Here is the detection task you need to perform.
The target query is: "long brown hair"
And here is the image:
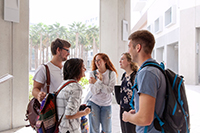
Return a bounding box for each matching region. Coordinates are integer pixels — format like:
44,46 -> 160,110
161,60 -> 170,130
91,53 -> 118,76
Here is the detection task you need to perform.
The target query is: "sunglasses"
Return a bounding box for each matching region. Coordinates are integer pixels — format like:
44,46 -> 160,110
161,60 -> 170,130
57,39 -> 70,53
62,47 -> 70,53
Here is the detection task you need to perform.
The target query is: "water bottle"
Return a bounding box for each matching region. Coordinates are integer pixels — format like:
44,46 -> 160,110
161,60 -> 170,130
81,116 -> 89,133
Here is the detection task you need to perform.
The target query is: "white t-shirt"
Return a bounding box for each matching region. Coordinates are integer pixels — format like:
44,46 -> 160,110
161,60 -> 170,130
32,62 -> 63,93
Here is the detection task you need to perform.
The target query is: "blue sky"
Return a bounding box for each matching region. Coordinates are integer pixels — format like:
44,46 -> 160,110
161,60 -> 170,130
29,0 -> 99,26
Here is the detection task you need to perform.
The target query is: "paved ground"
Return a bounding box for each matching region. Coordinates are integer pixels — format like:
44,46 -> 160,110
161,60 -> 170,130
1,85 -> 200,133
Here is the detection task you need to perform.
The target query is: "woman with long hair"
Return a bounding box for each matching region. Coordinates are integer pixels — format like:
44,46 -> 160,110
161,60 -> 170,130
87,53 -> 117,133
119,53 -> 138,133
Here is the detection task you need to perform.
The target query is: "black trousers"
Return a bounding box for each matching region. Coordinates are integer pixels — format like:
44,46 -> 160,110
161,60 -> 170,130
120,107 -> 136,133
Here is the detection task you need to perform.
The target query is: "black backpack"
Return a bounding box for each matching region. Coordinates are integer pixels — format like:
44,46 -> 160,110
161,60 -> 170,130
130,61 -> 190,133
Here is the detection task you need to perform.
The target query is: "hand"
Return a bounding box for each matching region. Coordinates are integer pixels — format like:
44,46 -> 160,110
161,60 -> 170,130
129,109 -> 135,114
89,77 -> 97,84
37,91 -> 46,102
96,72 -> 103,81
84,107 -> 91,115
122,111 -> 131,122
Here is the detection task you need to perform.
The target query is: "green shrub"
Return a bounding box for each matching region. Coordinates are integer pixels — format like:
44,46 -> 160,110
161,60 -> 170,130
29,74 -> 34,100
79,77 -> 89,89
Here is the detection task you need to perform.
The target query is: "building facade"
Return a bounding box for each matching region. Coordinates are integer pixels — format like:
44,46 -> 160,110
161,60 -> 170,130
131,0 -> 200,85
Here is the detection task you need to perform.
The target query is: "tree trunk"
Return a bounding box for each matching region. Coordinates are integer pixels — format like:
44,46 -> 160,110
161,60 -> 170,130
75,32 -> 79,57
83,49 -> 87,69
80,44 -> 84,59
29,40 -> 32,71
34,45 -> 38,70
46,43 -> 49,62
46,37 -> 50,62
93,37 -> 97,56
42,46 -> 45,64
39,34 -> 43,65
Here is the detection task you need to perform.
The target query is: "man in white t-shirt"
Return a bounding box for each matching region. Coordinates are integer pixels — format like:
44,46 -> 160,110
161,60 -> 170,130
32,38 -> 71,102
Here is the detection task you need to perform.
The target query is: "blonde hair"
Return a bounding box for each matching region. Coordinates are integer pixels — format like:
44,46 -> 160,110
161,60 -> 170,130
122,53 -> 138,72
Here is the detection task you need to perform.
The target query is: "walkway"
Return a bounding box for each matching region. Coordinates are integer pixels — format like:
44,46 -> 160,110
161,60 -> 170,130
0,85 -> 199,133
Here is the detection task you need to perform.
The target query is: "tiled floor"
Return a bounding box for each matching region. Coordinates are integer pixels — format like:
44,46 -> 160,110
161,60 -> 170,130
1,85 -> 200,133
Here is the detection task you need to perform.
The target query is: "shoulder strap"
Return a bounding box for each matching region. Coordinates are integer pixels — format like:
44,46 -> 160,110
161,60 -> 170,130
108,70 -> 111,79
44,64 -> 50,93
140,61 -> 165,73
55,80 -> 77,96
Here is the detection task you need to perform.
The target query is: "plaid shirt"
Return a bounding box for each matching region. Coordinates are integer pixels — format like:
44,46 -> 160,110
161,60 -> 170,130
56,79 -> 83,133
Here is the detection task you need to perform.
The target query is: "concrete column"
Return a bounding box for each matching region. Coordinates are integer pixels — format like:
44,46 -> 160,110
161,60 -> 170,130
100,0 -> 131,84
179,7 -> 197,85
0,0 -> 29,131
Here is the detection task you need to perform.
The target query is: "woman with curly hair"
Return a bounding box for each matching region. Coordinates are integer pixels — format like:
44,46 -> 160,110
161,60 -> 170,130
119,53 -> 138,133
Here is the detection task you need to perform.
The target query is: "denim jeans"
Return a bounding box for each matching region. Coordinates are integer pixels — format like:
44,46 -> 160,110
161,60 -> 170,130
88,101 -> 112,133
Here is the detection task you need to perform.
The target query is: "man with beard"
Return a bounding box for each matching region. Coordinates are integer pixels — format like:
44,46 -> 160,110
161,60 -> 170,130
32,38 -> 71,102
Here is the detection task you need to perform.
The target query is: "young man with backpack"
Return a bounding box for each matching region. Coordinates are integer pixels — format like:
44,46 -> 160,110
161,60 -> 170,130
122,30 -> 166,133
32,38 -> 71,102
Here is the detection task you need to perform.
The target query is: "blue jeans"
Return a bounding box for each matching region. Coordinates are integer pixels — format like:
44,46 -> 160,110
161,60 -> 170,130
88,101 -> 112,133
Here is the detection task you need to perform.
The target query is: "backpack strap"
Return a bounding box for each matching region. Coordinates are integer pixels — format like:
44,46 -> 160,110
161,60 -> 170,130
43,64 -> 50,93
133,61 -> 166,133
56,80 -> 77,126
55,80 -> 77,96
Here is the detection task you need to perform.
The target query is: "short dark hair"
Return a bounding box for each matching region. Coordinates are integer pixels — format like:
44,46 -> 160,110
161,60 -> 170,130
63,58 -> 83,81
128,30 -> 155,54
51,38 -> 71,55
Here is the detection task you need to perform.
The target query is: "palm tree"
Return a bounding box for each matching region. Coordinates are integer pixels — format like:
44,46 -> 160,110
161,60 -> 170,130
34,23 -> 46,65
43,24 -> 53,62
29,24 -> 40,70
68,22 -> 86,57
86,25 -> 99,56
49,22 -> 67,39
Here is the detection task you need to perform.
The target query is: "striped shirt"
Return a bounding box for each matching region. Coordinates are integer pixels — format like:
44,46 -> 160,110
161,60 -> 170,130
56,79 -> 83,133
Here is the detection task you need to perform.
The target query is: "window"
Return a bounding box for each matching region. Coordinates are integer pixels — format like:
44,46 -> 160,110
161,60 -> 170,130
147,24 -> 153,33
165,6 -> 176,27
154,16 -> 163,33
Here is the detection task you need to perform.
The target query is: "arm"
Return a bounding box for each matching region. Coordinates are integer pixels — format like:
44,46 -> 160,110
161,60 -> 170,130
89,71 -> 102,95
32,65 -> 46,102
100,71 -> 116,94
65,107 -> 91,119
64,84 -> 90,119
32,80 -> 46,102
122,93 -> 155,126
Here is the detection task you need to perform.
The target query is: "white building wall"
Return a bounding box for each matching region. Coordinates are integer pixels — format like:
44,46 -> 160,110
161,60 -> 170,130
131,0 -> 200,84
100,0 -> 131,84
0,0 -> 29,131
